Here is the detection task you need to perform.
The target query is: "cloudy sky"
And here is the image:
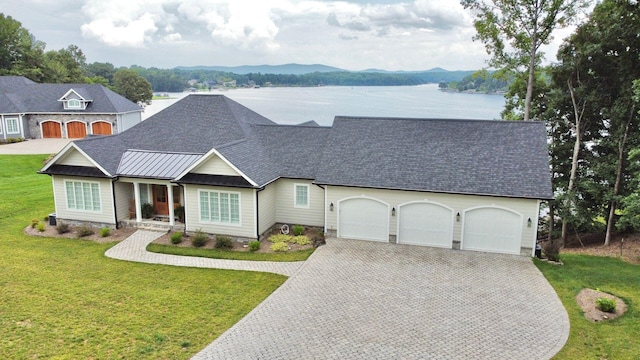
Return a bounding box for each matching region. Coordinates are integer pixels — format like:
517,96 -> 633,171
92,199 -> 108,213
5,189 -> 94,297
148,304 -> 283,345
2,0 -> 573,71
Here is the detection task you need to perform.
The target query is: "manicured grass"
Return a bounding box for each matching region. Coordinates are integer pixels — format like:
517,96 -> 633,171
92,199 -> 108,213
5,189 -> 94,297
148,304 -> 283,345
147,243 -> 315,262
535,254 -> 640,359
0,155 -> 287,359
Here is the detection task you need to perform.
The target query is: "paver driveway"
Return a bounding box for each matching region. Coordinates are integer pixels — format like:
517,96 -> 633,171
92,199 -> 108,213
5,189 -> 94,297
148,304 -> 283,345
193,238 -> 568,359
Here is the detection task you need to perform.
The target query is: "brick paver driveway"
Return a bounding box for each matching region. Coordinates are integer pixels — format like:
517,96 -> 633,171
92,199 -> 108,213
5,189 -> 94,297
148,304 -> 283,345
193,238 -> 569,359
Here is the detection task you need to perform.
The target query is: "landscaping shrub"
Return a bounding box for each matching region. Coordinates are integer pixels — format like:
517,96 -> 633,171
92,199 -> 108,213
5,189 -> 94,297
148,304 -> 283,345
141,203 -> 155,219
191,229 -> 208,247
269,234 -> 292,243
99,227 -> 110,237
248,240 -> 261,252
31,218 -> 40,228
76,224 -> 95,238
174,205 -> 185,222
542,239 -> 562,262
291,235 -> 311,245
35,222 -> 46,232
596,297 -> 617,313
292,225 -> 304,236
270,242 -> 289,252
215,235 -> 234,250
170,232 -> 183,244
56,222 -> 70,234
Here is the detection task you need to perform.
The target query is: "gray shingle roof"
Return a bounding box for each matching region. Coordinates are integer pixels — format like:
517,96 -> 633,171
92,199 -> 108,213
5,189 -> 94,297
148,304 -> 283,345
0,76 -> 142,114
314,117 -> 552,199
57,95 -> 551,199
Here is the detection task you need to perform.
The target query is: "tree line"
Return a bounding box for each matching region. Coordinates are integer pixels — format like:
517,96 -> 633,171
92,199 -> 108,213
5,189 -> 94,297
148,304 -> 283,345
467,0 -> 639,246
0,14 -> 152,104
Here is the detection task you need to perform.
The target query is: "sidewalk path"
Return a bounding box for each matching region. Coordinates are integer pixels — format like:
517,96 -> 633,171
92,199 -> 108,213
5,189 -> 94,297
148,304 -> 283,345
104,230 -> 303,276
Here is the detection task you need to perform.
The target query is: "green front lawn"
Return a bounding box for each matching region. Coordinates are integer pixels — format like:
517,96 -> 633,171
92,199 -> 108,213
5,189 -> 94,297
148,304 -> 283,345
147,243 -> 315,262
0,155 -> 287,359
535,255 -> 640,359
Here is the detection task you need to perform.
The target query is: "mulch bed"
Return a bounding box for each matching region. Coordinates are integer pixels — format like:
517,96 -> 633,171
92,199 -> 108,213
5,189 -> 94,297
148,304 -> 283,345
24,223 -> 136,243
562,233 -> 640,265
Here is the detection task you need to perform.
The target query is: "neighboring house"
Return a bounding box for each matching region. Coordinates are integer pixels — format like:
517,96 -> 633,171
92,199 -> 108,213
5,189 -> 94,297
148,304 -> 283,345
40,94 -> 552,256
0,76 -> 142,140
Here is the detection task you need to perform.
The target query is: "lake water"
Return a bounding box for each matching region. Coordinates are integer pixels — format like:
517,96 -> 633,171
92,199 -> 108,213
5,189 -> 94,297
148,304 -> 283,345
143,84 -> 506,126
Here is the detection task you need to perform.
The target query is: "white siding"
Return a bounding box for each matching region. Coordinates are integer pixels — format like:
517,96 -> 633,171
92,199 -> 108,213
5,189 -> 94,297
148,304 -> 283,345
184,184 -> 256,238
258,183 -> 276,234
275,179 -> 324,227
52,175 -> 115,224
57,148 -> 94,167
193,155 -> 240,176
326,186 -> 539,254
118,112 -> 142,132
114,182 -> 133,222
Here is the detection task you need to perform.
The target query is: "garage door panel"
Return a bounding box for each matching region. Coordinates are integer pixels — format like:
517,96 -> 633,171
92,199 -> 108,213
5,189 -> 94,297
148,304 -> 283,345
42,122 -> 62,138
91,122 -> 112,135
67,122 -> 87,138
398,203 -> 452,247
339,198 -> 388,242
463,208 -> 521,254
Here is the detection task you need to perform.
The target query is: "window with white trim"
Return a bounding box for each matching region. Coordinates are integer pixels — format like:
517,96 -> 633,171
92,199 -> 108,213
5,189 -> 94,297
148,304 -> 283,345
6,118 -> 19,134
65,181 -> 101,211
199,190 -> 240,224
294,184 -> 309,208
67,99 -> 82,109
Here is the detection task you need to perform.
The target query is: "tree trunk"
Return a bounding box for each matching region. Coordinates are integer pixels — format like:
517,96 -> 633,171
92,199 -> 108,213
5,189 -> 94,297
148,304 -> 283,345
604,109 -> 634,246
548,205 -> 555,242
561,81 -> 583,246
523,34 -> 538,121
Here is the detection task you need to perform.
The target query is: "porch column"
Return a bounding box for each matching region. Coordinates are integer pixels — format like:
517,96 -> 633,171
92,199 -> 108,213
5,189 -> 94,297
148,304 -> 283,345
167,184 -> 175,226
133,181 -> 142,223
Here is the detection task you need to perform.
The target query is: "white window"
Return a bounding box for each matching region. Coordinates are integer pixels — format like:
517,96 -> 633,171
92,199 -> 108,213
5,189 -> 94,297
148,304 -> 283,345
6,118 -> 19,134
67,99 -> 82,109
139,184 -> 150,204
65,181 -> 101,211
294,184 -> 309,208
199,190 -> 240,224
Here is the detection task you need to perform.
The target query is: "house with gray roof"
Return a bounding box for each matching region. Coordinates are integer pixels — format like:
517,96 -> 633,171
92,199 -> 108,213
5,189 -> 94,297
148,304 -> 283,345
40,94 -> 552,256
0,76 -> 142,140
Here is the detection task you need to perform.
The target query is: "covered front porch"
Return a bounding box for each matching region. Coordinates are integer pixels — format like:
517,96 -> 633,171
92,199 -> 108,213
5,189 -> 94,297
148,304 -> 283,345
116,179 -> 185,231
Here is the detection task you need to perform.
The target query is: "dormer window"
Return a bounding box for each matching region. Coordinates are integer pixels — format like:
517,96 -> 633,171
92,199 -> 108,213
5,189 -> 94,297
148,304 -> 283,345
58,89 -> 92,110
67,99 -> 82,109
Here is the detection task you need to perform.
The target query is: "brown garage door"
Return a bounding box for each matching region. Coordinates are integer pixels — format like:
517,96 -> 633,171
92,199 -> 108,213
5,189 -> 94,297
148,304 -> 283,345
91,121 -> 112,135
42,121 -> 62,138
67,122 -> 87,138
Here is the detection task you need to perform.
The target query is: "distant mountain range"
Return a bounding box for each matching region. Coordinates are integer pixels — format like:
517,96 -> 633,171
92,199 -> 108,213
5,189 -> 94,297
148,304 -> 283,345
175,63 -> 461,75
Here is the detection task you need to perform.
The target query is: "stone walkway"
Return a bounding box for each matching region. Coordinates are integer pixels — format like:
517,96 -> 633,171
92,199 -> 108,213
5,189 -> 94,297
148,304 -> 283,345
104,230 -> 303,276
108,231 -> 569,359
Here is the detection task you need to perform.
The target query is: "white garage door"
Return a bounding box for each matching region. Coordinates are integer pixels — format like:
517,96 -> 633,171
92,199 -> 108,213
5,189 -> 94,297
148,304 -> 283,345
398,202 -> 453,247
339,198 -> 389,242
462,207 -> 522,254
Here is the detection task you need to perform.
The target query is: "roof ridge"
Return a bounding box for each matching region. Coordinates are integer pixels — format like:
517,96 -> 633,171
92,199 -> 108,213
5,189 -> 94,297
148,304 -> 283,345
125,149 -> 205,155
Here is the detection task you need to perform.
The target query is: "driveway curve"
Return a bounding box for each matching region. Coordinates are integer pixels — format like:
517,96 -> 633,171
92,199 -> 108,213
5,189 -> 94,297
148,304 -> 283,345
193,238 -> 569,360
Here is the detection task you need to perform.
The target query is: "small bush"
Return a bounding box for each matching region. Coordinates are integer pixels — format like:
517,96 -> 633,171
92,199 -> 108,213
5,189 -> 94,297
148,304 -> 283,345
270,242 -> 289,252
141,203 -> 155,219
35,222 -> 46,232
174,205 -> 185,222
248,240 -> 261,252
596,297 -> 617,313
31,218 -> 40,228
76,224 -> 95,238
170,232 -> 183,244
191,229 -> 208,247
56,222 -> 70,234
542,239 -> 562,262
215,236 -> 234,250
291,235 -> 311,245
292,225 -> 305,236
269,234 -> 292,243
99,227 -> 111,237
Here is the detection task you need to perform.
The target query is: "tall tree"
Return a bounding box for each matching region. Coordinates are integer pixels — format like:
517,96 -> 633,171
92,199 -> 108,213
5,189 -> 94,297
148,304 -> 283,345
0,13 -> 45,81
113,69 -> 153,104
42,45 -> 86,83
553,0 -> 640,245
461,0 -> 586,121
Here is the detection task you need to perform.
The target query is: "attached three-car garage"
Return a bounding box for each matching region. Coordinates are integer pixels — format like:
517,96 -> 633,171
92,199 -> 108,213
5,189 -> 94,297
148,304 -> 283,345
329,188 -> 535,256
